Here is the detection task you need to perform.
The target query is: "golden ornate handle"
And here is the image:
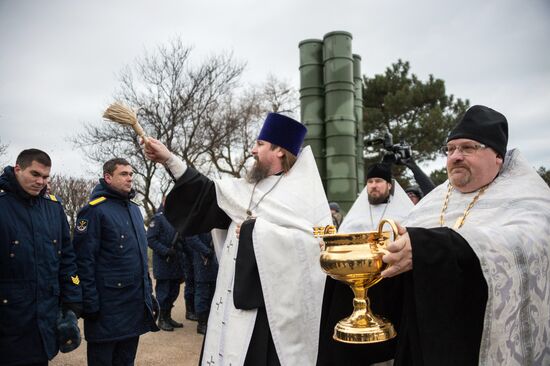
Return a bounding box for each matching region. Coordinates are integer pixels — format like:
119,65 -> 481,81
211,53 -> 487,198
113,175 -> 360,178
313,225 -> 336,238
377,219 -> 399,248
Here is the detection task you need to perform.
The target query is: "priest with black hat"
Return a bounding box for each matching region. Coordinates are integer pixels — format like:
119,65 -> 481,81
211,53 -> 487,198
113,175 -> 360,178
317,162 -> 413,366
318,105 -> 550,365
144,113 -> 332,366
337,162 -> 413,233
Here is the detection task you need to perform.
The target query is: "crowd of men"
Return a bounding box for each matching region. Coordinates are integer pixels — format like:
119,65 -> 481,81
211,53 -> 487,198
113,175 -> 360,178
0,154 -> 217,365
1,105 -> 549,366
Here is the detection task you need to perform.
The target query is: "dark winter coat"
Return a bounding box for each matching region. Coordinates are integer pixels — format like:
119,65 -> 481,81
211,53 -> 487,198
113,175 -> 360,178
73,179 -> 158,342
147,206 -> 185,280
0,166 -> 81,365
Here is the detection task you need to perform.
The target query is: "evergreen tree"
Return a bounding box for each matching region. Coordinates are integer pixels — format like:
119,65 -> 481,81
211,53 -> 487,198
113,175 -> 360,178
430,167 -> 449,187
362,59 -> 469,187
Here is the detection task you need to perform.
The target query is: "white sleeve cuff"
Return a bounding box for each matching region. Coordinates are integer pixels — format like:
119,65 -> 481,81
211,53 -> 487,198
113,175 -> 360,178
165,154 -> 187,180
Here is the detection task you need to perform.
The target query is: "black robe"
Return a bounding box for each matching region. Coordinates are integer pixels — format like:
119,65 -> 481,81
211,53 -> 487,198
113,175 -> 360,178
316,227 -> 488,366
165,167 -> 280,366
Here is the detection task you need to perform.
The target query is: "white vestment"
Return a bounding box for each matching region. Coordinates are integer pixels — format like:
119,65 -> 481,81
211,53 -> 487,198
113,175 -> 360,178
339,181 -> 414,233
403,149 -> 550,365
202,146 -> 332,366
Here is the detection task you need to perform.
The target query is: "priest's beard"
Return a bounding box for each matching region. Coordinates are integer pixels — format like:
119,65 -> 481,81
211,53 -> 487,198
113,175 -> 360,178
368,192 -> 390,205
247,159 -> 270,183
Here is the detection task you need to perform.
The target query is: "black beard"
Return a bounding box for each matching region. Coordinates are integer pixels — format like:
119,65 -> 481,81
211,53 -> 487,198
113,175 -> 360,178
247,160 -> 270,183
368,193 -> 390,205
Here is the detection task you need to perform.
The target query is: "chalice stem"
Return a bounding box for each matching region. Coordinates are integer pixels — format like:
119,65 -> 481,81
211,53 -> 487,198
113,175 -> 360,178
350,284 -> 369,326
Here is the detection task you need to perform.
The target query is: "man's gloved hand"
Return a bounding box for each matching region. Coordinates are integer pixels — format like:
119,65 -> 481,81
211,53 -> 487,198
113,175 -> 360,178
81,311 -> 100,321
62,302 -> 83,318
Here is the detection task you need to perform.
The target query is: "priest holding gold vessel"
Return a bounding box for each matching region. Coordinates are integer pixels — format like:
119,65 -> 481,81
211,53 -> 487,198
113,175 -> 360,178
318,105 -> 550,366
317,163 -> 413,366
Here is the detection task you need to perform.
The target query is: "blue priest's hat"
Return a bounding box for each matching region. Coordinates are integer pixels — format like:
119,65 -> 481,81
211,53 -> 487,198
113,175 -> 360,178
57,309 -> 81,353
257,113 -> 307,156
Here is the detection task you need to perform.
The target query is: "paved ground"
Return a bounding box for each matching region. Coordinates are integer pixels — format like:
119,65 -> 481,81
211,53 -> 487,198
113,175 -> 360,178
51,284 -> 203,366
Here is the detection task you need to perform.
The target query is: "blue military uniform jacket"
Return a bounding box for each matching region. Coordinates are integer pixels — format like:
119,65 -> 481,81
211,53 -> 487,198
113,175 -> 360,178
185,233 -> 218,283
147,206 -> 185,280
0,166 -> 81,365
73,179 -> 158,342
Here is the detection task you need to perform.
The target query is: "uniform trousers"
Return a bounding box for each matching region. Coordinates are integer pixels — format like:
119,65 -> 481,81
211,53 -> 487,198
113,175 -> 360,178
195,281 -> 216,314
155,279 -> 181,311
87,336 -> 139,366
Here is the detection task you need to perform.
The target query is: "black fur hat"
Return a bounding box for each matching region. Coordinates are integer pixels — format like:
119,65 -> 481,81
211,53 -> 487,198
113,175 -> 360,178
57,309 -> 81,353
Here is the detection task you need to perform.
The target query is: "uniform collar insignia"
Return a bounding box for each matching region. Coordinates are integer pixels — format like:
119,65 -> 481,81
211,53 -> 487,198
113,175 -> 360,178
76,219 -> 88,233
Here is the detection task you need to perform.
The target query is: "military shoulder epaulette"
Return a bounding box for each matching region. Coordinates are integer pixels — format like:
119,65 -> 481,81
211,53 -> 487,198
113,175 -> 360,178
44,194 -> 62,203
89,196 -> 107,206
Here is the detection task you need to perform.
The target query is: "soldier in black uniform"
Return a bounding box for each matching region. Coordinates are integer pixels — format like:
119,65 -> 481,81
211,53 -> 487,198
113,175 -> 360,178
147,200 -> 186,331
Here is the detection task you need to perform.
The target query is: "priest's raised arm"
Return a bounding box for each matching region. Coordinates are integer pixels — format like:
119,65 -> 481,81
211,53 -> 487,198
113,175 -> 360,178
144,114 -> 333,366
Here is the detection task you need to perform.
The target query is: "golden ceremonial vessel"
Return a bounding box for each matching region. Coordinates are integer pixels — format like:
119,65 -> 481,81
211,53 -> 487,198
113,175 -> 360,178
315,219 -> 398,344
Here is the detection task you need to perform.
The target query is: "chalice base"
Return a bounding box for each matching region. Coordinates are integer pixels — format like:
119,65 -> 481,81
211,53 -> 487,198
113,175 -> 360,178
334,315 -> 396,344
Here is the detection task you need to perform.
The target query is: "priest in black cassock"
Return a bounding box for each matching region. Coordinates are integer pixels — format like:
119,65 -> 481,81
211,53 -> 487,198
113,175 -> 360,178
317,163 -> 413,366
316,105 -> 550,366
144,113 -> 332,366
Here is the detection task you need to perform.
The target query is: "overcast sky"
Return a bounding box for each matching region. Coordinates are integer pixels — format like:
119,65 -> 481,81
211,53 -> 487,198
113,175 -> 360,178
1,0 -> 549,178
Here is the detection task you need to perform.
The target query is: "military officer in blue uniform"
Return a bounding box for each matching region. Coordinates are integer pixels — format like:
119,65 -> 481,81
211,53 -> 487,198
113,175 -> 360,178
184,233 -> 218,334
147,200 -> 185,331
73,158 -> 158,366
0,149 -> 82,366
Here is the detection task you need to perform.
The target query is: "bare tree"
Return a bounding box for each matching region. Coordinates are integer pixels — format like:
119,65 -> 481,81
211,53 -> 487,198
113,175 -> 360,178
49,175 -> 97,233
71,37 -> 300,222
72,38 -> 246,220
260,74 -> 300,116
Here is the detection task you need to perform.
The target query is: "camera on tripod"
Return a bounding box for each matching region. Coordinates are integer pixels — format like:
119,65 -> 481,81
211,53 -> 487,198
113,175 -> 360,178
364,128 -> 412,164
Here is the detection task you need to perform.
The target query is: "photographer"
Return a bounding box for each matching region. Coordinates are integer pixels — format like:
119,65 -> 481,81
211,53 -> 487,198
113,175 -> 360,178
372,130 -> 435,196
394,157 -> 435,196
